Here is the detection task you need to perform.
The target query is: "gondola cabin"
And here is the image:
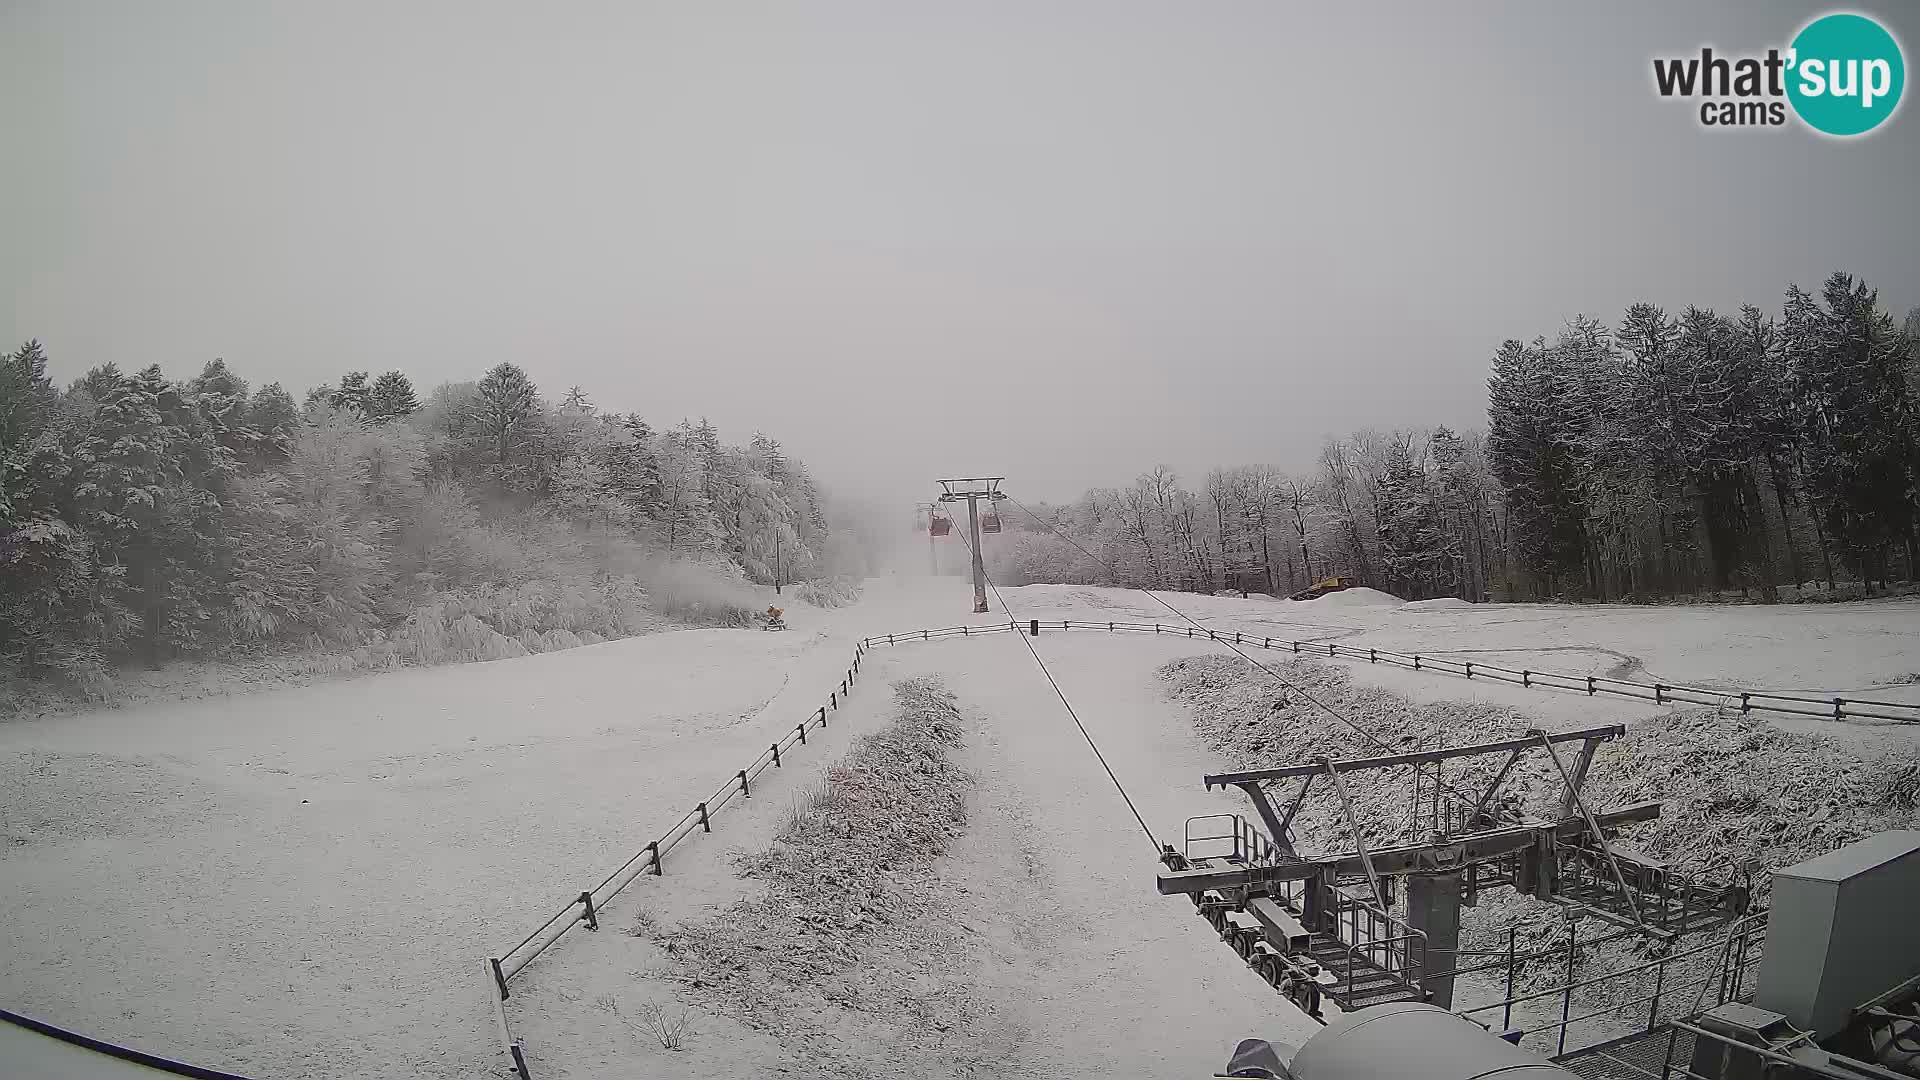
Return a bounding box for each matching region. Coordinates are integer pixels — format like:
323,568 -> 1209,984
981,510 -> 1002,533
929,513 -> 953,537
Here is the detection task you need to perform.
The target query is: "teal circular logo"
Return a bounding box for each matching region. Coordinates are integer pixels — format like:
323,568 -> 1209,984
1787,13 -> 1905,136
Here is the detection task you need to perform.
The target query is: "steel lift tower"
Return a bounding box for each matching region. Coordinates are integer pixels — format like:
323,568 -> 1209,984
936,478 -> 1007,613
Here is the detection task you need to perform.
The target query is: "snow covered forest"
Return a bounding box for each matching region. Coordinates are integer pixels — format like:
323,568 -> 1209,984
993,272 -> 1920,603
0,351 -> 859,696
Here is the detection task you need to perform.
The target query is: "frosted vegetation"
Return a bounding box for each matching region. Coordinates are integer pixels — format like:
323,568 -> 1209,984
0,352 -> 866,705
992,272 -> 1920,605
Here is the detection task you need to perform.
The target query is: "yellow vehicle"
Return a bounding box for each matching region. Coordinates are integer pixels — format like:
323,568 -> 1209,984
1288,576 -> 1355,602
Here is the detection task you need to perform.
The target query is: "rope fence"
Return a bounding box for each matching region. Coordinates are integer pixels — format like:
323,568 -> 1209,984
858,618 -> 1920,725
484,639 -> 870,1079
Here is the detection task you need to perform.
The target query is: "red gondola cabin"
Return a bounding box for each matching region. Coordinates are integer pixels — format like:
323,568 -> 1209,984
929,514 -> 953,536
981,510 -> 1002,533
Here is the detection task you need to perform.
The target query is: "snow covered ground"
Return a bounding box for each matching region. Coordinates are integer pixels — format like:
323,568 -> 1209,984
3,575 -> 1915,1078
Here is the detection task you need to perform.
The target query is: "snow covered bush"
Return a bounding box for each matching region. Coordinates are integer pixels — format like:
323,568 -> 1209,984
791,577 -> 862,608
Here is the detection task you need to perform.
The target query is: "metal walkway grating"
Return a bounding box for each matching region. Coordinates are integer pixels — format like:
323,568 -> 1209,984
1556,1025 -> 1694,1080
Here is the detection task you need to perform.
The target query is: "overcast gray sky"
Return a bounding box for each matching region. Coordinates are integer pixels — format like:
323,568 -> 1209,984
5,1 -> 1917,504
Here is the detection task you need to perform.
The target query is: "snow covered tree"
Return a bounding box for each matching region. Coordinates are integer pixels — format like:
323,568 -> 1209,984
1429,427 -> 1476,598
1,341 -> 57,523
188,358 -> 265,467
1317,439 -> 1377,587
67,365 -> 230,664
651,425 -> 722,554
222,412 -> 409,646
1793,274 -> 1919,588
730,467 -> 806,584
469,362 -> 544,496
247,382 -> 300,465
1487,337 -> 1589,596
1375,435 -> 1452,598
330,371 -> 373,416
70,362 -> 125,402
366,371 -> 419,421
1,343 -> 851,690
0,342 -> 116,682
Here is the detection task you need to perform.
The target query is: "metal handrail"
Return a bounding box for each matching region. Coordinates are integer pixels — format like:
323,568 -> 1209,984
1457,911 -> 1766,1059
1457,914 -> 1767,1020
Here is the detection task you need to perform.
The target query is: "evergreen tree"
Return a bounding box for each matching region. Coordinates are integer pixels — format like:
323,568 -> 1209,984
366,371 -> 419,421
1794,274 -> 1920,586
0,342 -> 110,680
248,383 -> 300,464
1486,338 -> 1588,595
469,362 -> 543,495
330,371 -> 373,416
616,413 -> 661,511
1,341 -> 57,521
70,362 -> 124,402
188,358 -> 264,467
68,366 -> 200,663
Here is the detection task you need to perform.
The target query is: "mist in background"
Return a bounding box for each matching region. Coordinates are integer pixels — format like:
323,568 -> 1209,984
5,1 -> 1917,506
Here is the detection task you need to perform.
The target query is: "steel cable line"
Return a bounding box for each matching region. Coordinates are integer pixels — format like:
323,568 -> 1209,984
999,492 -> 1504,822
943,507 -> 1163,855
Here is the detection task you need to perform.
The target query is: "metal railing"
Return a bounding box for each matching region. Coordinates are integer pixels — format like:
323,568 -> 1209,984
860,619 -> 1920,724
1327,885 -> 1429,1002
1177,812 -> 1426,1007
1184,812 -> 1281,865
1456,910 -> 1768,1058
483,640 -> 872,1080
1556,843 -> 1744,935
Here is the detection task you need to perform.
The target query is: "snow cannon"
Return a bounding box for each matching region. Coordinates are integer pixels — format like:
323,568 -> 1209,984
1222,1003 -> 1579,1080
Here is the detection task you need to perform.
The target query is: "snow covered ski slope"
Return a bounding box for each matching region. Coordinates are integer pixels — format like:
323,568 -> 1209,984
2,576 -> 1914,1078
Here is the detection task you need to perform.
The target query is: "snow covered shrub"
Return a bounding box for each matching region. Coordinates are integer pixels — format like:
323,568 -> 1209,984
791,577 -> 861,608
651,676 -> 971,1055
381,579 -> 660,665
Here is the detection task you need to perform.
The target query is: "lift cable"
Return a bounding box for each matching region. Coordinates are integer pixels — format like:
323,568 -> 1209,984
1000,492 -> 1500,822
944,510 -> 1163,855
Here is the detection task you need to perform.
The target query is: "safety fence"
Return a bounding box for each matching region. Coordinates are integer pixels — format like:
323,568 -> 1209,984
484,640 -> 870,1080
858,618 -> 1920,725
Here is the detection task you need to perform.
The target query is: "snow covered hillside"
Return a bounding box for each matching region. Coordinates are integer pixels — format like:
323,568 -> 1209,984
2,576 -> 1915,1078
